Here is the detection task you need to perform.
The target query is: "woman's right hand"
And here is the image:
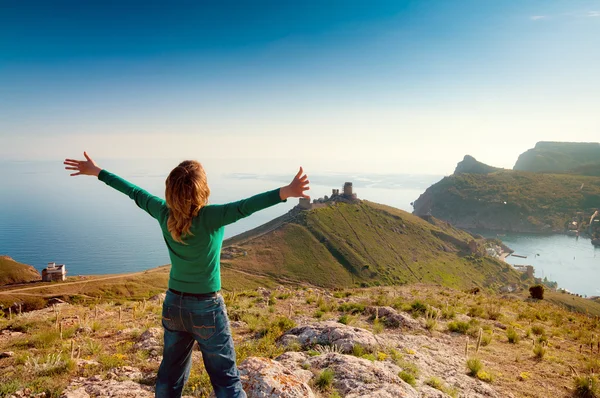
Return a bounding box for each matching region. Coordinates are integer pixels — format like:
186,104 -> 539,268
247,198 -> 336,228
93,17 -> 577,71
280,167 -> 310,200
64,151 -> 102,177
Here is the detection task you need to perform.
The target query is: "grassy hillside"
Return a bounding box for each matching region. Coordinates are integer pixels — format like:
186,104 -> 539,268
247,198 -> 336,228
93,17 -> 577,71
413,170 -> 600,233
0,256 -> 41,286
223,201 -> 523,291
513,141 -> 600,173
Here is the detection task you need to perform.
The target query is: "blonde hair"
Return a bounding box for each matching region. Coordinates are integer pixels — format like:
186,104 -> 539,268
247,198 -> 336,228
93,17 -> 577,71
165,160 -> 210,243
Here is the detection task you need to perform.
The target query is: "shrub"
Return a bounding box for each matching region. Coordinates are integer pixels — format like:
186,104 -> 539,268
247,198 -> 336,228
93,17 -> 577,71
338,303 -> 366,314
531,325 -> 545,336
352,344 -> 366,357
410,300 -> 428,317
399,371 -> 416,387
506,327 -> 520,344
467,306 -> 485,318
486,304 -> 502,320
529,285 -> 545,300
476,370 -> 494,383
333,290 -> 351,298
425,377 -> 443,390
372,318 -> 384,334
448,321 -> 470,334
573,375 -> 598,398
466,358 -> 483,376
481,332 -> 492,346
315,369 -> 334,391
425,318 -> 437,331
338,314 -> 350,325
441,307 -> 456,319
533,344 -> 546,360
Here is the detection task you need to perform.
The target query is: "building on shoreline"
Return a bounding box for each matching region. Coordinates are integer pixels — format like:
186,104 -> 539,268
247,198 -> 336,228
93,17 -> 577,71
42,262 -> 66,282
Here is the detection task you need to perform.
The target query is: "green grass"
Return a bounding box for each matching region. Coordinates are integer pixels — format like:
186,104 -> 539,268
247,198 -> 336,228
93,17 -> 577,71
507,327 -> 520,344
573,375 -> 599,398
315,368 -> 335,391
399,371 -> 416,387
466,358 -> 483,376
223,201 -> 524,291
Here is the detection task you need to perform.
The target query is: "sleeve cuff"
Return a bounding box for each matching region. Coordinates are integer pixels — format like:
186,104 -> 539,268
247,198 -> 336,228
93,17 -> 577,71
98,169 -> 109,181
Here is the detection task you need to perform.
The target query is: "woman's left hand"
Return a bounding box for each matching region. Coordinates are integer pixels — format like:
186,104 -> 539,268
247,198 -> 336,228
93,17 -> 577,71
280,167 -> 310,200
64,152 -> 102,177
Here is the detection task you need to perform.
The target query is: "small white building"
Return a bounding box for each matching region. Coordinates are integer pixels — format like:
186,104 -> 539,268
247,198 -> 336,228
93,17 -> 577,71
42,262 -> 66,282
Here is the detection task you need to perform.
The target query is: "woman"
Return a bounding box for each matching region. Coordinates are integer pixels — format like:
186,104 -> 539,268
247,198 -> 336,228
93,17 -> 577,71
64,152 -> 310,398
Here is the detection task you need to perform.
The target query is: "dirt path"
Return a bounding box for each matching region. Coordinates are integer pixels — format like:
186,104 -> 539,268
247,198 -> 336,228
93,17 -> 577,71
0,267 -> 166,295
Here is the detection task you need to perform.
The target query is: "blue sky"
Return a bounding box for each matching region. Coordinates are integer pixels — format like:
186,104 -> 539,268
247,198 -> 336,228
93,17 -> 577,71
1,1 -> 599,174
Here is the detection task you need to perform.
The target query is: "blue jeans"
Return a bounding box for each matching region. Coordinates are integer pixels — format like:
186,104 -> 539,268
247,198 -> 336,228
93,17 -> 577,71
155,290 -> 246,398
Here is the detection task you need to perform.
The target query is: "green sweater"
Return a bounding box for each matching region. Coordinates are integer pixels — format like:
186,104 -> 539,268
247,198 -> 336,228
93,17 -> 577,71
98,169 -> 285,293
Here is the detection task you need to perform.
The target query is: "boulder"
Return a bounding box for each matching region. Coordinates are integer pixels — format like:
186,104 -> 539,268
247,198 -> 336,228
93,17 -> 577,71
0,351 -> 15,358
366,307 -> 421,330
305,353 -> 418,398
134,328 -> 162,356
238,357 -> 315,398
60,368 -> 154,398
278,321 -> 380,353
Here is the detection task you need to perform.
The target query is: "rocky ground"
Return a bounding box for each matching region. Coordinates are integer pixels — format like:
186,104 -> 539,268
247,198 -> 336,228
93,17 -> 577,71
1,285 -> 598,397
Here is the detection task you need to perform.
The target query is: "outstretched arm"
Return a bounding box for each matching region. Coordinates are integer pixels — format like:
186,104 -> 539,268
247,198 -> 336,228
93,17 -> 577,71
64,152 -> 166,220
206,167 -> 310,228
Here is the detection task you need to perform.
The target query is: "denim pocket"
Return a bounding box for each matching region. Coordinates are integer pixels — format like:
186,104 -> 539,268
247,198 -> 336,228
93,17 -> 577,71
189,311 -> 216,340
162,306 -> 179,331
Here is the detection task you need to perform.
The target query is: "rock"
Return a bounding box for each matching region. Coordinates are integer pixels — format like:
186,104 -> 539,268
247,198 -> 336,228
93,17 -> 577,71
149,293 -> 166,302
256,287 -> 271,297
420,385 -> 453,397
274,352 -> 313,383
0,351 -> 14,358
47,298 -> 67,306
134,328 -> 163,356
305,353 -> 418,398
60,367 -> 153,398
366,307 -> 421,330
75,326 -> 93,335
60,387 -> 90,398
278,321 -> 381,353
230,321 -> 248,329
238,357 -> 315,398
494,322 -> 507,330
75,359 -> 100,368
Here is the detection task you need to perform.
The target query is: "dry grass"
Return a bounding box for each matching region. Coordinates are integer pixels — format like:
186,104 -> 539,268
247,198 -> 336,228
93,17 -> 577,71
1,280 -> 599,397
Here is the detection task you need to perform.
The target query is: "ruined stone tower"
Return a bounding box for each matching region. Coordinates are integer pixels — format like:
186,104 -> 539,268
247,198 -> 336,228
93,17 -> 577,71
343,182 -> 353,196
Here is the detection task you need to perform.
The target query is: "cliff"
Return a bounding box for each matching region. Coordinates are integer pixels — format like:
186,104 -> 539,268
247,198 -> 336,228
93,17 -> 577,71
413,167 -> 600,233
513,141 -> 600,174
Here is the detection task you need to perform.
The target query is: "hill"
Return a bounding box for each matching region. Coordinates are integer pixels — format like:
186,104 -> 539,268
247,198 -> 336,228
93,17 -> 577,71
513,141 -> 600,174
0,256 -> 41,286
222,200 -> 524,291
413,164 -> 600,233
454,155 -> 502,174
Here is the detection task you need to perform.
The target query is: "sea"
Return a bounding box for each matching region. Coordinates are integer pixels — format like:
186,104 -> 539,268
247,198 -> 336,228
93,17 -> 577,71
1,159 -> 598,297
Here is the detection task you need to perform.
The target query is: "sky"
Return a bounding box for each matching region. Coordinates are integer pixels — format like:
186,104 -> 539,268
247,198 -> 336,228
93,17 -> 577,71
1,0 -> 599,175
